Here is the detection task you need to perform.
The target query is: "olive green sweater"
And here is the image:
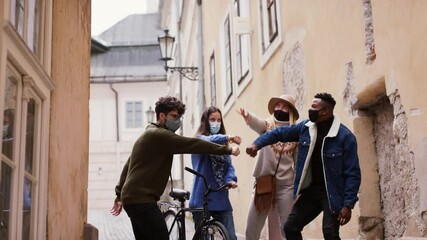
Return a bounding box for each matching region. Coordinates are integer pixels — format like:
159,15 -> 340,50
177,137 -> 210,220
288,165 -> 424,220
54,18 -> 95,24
115,123 -> 232,205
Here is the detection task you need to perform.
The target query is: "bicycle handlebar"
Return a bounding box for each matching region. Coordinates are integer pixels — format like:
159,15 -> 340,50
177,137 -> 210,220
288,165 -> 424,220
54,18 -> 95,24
184,167 -> 231,192
185,167 -> 203,178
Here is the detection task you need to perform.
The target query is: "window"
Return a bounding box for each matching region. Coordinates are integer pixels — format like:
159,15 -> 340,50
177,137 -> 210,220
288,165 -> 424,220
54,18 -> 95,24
1,65 -> 44,240
260,0 -> 278,51
2,1 -> 51,238
258,0 -> 282,67
22,98 -> 39,240
2,69 -> 20,240
223,17 -> 233,104
10,0 -> 41,55
234,0 -> 243,82
126,102 -> 143,128
209,53 -> 217,107
234,0 -> 250,85
220,1 -> 253,112
266,0 -> 278,42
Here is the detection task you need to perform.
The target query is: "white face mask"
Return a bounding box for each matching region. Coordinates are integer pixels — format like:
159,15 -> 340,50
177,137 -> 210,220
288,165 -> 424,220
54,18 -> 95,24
209,122 -> 221,134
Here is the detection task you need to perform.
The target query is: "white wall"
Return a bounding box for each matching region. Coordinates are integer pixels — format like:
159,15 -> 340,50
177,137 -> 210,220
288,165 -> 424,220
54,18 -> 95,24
88,80 -> 167,208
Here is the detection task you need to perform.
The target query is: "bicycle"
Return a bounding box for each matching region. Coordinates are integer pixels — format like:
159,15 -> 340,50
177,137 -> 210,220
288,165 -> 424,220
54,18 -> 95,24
158,167 -> 231,240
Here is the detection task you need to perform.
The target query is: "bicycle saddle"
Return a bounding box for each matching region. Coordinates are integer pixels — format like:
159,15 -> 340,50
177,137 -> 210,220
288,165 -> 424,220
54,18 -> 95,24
169,188 -> 190,201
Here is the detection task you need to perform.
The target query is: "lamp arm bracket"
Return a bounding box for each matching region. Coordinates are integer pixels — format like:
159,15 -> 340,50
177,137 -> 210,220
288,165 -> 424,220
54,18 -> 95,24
167,67 -> 199,81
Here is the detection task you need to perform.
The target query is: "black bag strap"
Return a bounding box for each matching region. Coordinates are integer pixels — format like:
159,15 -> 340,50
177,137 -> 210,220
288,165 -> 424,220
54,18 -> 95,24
273,145 -> 285,177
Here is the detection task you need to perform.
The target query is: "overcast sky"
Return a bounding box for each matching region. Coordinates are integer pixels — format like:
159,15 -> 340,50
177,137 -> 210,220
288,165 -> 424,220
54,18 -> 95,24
91,0 -> 147,36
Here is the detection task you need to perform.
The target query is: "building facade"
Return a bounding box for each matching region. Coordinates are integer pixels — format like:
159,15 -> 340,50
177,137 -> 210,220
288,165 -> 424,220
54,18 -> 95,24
88,13 -> 168,210
159,0 -> 206,190
1,0 -> 91,239
162,0 -> 427,239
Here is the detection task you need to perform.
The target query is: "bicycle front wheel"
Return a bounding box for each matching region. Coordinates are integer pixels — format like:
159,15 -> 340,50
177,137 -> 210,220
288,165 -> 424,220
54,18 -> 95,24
200,221 -> 230,240
164,210 -> 180,240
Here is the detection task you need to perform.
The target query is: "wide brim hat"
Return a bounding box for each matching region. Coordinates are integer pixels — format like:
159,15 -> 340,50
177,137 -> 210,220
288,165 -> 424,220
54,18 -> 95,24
268,94 -> 299,120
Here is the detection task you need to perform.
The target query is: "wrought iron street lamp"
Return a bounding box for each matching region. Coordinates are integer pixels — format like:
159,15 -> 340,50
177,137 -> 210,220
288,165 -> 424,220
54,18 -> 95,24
157,29 -> 198,81
145,106 -> 155,123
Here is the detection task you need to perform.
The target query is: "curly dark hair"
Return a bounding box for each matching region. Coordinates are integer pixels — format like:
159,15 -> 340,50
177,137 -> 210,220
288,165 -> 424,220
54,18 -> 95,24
195,106 -> 226,136
314,92 -> 336,107
155,96 -> 186,120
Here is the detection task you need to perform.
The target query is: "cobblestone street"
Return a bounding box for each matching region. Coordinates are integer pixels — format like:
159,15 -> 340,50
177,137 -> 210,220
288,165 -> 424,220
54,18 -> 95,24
88,209 -> 134,240
88,208 -> 196,239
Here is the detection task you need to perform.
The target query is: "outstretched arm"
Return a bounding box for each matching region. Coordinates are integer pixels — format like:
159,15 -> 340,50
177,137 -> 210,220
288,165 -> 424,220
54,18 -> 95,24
228,135 -> 242,145
197,134 -> 241,145
237,108 -> 268,134
237,108 -> 250,124
246,122 -> 303,157
246,143 -> 259,157
166,132 -> 240,156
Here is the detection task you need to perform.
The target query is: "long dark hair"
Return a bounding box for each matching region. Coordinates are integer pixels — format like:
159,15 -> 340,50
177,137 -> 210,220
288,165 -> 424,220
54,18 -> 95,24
195,106 -> 226,136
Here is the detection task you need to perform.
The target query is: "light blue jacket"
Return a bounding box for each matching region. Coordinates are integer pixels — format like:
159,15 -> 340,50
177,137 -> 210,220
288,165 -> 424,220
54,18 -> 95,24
189,134 -> 237,211
253,116 -> 361,214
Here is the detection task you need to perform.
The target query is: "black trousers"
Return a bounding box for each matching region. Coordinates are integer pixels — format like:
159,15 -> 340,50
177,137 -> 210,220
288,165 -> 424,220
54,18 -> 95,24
124,203 -> 168,240
284,186 -> 341,240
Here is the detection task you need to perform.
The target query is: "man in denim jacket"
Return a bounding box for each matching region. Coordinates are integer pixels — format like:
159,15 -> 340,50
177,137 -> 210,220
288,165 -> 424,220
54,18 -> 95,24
246,93 -> 361,240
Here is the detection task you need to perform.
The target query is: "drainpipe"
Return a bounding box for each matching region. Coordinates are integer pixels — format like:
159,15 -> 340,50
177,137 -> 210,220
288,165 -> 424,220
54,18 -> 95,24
109,83 -> 121,179
176,0 -> 185,189
197,0 -> 205,111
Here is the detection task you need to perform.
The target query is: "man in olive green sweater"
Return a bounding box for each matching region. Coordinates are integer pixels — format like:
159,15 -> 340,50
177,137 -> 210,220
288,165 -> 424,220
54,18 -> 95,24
110,96 -> 240,240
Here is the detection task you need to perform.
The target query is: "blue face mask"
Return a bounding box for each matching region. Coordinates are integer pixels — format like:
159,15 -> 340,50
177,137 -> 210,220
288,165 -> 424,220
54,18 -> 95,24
209,122 -> 221,134
165,118 -> 181,132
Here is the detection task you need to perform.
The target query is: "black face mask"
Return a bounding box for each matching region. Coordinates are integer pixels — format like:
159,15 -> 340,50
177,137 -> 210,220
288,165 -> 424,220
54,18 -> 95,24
274,110 -> 289,121
308,109 -> 320,122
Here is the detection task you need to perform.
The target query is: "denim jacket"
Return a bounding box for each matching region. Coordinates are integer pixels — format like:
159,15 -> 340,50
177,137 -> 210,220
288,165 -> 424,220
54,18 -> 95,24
253,116 -> 361,214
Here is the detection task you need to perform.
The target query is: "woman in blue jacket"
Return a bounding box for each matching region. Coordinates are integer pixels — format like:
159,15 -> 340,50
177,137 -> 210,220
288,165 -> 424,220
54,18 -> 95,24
190,106 -> 241,240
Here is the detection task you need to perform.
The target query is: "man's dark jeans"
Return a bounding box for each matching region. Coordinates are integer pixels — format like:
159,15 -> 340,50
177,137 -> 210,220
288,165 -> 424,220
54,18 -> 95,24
284,186 -> 341,240
124,203 -> 169,240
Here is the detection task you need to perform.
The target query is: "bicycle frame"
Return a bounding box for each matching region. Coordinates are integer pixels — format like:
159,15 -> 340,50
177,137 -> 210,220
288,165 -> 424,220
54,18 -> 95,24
169,207 -> 204,239
185,167 -> 230,239
163,197 -> 204,240
163,167 -> 231,239
168,208 -> 185,239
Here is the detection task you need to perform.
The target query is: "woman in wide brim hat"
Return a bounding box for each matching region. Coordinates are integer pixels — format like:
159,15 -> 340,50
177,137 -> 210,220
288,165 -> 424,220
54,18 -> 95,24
238,94 -> 299,240
267,94 -> 299,122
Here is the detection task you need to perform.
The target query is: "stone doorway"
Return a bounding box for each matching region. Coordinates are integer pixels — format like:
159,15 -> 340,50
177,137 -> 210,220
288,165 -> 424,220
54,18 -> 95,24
354,86 -> 424,239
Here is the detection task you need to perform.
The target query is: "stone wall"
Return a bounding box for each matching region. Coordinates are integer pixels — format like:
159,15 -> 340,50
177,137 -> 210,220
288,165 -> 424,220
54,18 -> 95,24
372,94 -> 425,239
357,93 -> 427,239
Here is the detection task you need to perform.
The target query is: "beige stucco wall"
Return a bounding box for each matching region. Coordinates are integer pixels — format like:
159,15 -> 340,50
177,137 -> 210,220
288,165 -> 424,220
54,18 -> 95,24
202,1 -> 299,238
0,0 -> 4,99
49,0 -> 91,239
357,2 -> 427,238
202,0 -> 427,239
369,1 -> 427,145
